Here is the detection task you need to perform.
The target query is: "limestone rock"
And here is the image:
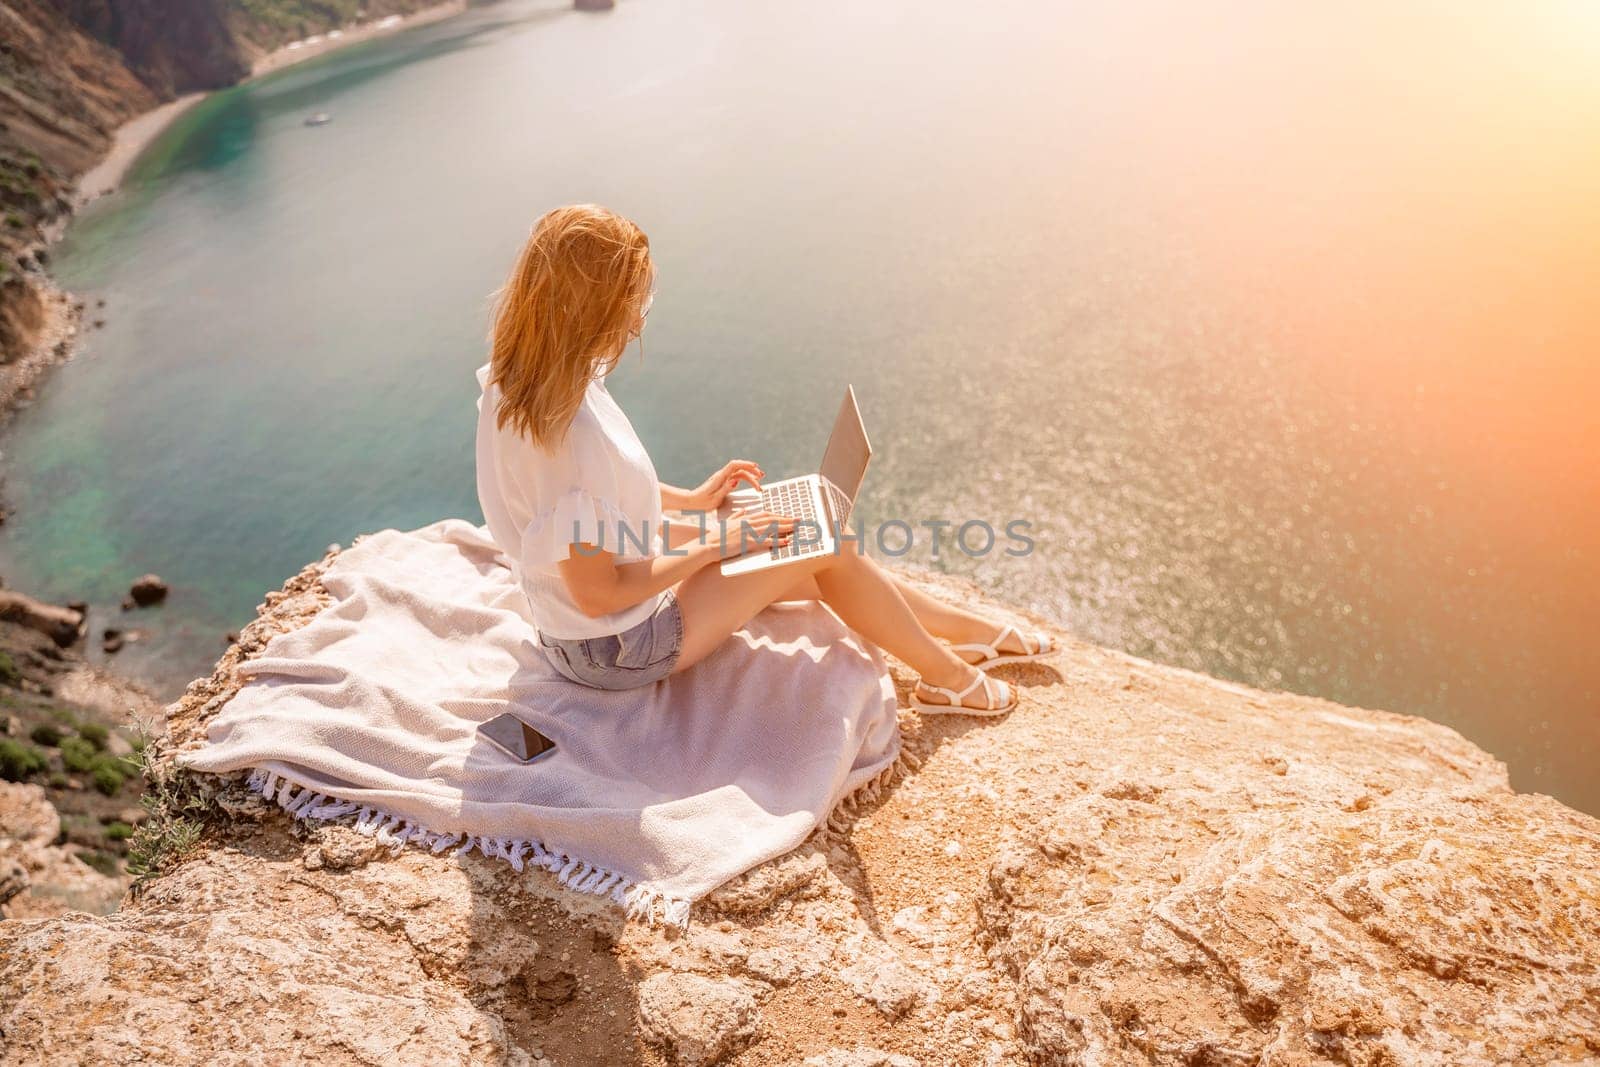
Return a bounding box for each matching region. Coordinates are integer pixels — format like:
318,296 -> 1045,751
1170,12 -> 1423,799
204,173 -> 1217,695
637,972 -> 761,1065
0,867 -> 522,1063
838,954 -> 931,1020
0,781 -> 125,919
127,573 -> 169,607
0,590 -> 84,647
0,561 -> 1596,1065
742,940 -> 827,987
803,1048 -> 921,1067
0,781 -> 59,846
702,845 -> 826,914
0,859 -> 28,905
304,824 -> 381,871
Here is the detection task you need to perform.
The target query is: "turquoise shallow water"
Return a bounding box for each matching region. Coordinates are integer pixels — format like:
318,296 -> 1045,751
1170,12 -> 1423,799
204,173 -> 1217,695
3,0 -> 1597,812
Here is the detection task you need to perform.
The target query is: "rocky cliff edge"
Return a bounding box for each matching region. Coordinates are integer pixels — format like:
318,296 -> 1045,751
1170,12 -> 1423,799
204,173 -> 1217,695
1,548 -> 1596,1066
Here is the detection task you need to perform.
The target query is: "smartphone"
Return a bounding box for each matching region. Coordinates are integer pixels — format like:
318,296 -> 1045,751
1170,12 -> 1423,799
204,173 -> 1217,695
478,713 -> 558,764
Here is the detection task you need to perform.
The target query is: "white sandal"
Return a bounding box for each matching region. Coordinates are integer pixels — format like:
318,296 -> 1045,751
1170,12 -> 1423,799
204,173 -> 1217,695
950,623 -> 1055,668
910,669 -> 1016,717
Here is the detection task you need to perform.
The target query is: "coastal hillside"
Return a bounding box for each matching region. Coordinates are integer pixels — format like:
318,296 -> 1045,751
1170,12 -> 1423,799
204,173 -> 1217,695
0,0 -> 151,363
0,0 -> 445,366
2,551 -> 1595,1065
58,0 -> 451,94
0,0 -> 453,892
0,607 -> 162,906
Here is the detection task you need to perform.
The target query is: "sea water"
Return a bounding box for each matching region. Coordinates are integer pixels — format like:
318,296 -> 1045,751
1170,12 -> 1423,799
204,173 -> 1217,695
4,0 -> 1596,811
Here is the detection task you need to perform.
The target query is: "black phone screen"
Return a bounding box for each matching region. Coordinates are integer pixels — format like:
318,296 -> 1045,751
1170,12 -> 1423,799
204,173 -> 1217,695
479,713 -> 557,763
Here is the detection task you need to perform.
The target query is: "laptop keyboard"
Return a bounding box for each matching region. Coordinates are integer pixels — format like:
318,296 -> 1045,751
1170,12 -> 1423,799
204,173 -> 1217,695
757,481 -> 823,560
825,480 -> 853,525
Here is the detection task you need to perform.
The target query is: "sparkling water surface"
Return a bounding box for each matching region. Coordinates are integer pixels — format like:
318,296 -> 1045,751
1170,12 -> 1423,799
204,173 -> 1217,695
4,0 -> 1597,812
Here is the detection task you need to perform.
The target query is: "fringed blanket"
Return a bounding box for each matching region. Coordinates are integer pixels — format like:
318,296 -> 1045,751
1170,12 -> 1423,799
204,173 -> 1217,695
176,519 -> 901,931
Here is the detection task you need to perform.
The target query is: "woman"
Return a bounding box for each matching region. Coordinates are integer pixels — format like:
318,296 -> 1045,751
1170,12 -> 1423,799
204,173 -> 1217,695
475,204 -> 1052,714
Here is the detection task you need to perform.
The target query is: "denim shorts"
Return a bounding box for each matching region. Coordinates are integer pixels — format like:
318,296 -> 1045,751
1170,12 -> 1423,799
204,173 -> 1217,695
537,590 -> 684,690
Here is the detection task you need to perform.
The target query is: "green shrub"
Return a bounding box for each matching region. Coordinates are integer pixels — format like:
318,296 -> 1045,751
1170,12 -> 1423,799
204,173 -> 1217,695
59,736 -> 97,773
78,722 -> 110,750
59,812 -> 93,836
127,748 -> 211,881
46,707 -> 81,729
48,771 -> 68,789
92,762 -> 125,796
78,850 -> 120,877
0,739 -> 48,781
0,651 -> 19,687
29,723 -> 63,747
104,821 -> 135,841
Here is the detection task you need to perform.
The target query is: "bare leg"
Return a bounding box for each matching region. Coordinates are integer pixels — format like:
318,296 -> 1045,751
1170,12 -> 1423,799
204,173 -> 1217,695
774,571 -> 1024,660
672,548 -> 983,697
772,575 -> 823,603
880,579 -> 1011,652
671,513 -> 1002,651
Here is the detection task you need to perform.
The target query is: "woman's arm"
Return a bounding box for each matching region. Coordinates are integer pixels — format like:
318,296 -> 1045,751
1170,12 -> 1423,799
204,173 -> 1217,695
556,508 -> 795,619
659,483 -> 701,511
660,459 -> 765,512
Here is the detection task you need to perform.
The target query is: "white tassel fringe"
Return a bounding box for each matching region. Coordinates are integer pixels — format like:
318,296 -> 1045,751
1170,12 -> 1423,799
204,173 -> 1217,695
240,741 -> 914,936
242,766 -> 697,932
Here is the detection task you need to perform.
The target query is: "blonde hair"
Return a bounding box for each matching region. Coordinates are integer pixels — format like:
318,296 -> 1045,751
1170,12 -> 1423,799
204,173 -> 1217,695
487,204 -> 653,449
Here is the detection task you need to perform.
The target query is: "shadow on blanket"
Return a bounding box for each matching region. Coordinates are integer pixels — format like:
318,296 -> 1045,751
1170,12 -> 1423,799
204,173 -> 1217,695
177,519 -> 903,932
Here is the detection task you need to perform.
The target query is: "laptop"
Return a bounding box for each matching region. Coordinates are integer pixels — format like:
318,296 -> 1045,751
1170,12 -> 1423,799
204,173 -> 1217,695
720,385 -> 872,576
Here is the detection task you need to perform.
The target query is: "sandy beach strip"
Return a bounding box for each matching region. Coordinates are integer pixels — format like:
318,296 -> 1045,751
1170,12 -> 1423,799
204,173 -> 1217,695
250,0 -> 468,78
74,0 -> 469,205
74,94 -> 208,205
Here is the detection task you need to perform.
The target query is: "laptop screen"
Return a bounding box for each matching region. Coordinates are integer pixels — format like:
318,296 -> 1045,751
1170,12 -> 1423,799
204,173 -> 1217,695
819,385 -> 872,503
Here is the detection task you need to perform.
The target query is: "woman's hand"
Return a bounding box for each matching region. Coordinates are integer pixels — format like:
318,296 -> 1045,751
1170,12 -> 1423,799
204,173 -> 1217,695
687,460 -> 764,512
718,508 -> 796,558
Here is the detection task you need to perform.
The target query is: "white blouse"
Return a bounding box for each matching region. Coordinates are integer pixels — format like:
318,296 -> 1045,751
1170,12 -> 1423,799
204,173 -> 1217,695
474,362 -> 665,640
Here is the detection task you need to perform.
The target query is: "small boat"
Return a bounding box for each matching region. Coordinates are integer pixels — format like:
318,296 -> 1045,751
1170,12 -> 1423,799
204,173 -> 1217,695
304,112 -> 332,127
